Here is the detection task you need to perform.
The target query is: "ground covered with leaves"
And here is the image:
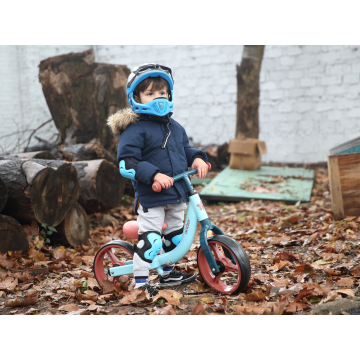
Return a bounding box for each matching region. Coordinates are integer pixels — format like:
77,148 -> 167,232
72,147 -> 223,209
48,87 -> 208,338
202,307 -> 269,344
1,166 -> 360,315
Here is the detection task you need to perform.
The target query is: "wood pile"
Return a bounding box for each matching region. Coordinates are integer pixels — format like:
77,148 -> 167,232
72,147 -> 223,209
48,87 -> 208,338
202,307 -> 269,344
0,49 -> 130,254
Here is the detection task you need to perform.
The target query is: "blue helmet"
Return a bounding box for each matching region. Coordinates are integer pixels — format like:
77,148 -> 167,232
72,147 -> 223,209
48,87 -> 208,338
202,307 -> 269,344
126,63 -> 174,117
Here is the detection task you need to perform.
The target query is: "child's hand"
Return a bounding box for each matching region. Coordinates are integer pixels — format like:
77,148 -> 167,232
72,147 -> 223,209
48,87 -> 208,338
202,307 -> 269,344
154,173 -> 174,189
191,158 -> 208,179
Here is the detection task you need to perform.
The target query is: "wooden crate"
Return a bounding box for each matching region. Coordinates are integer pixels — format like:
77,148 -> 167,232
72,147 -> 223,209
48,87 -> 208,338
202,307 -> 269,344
328,153 -> 360,219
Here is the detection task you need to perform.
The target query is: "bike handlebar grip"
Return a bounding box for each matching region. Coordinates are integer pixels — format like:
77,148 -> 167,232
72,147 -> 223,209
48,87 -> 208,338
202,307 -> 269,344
206,162 -> 211,172
152,181 -> 162,192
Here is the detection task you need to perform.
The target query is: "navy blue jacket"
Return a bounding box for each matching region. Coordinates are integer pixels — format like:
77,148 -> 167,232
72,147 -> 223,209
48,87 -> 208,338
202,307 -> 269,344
116,114 -> 208,213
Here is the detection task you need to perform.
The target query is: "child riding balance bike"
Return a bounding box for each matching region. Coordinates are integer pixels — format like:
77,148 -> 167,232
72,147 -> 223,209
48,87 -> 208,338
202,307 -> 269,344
93,63 -> 251,296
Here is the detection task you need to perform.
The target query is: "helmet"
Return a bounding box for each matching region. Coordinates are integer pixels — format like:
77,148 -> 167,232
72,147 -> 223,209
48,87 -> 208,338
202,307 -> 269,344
126,63 -> 174,117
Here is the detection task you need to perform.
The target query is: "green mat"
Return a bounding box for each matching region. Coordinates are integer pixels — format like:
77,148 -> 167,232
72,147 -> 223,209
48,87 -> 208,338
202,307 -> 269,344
196,166 -> 314,203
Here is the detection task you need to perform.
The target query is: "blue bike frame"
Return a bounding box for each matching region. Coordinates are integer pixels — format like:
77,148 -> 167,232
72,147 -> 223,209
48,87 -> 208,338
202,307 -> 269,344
108,169 -> 227,278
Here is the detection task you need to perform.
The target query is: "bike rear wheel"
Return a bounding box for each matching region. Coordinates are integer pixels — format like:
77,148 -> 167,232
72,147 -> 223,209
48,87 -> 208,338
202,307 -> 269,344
197,235 -> 251,295
93,240 -> 134,289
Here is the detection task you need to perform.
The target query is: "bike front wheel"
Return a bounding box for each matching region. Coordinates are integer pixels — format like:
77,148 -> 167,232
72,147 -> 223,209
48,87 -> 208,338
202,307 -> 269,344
197,235 -> 251,295
93,240 -> 134,289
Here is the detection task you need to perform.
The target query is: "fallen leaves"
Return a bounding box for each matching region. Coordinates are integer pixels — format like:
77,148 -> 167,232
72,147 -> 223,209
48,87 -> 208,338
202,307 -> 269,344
59,304 -> 80,312
5,290 -> 38,308
243,289 -> 266,302
191,302 -> 208,315
0,277 -> 18,291
152,305 -> 176,315
119,289 -> 151,305
153,290 -> 183,307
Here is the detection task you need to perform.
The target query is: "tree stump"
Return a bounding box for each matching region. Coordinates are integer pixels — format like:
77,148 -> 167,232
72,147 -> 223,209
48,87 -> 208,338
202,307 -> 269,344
0,158 -> 79,226
53,203 -> 90,248
0,176 -> 8,213
72,159 -> 124,213
0,215 -> 29,254
39,49 -> 130,152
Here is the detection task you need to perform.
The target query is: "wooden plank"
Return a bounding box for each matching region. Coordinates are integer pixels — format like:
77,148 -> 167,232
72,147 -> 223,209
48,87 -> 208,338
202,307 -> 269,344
328,156 -> 344,219
199,166 -> 314,203
337,153 -> 360,217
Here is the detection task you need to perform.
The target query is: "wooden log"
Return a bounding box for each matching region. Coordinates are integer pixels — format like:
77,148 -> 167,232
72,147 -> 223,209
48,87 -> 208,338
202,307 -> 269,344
12,151 -> 56,160
53,203 -> 90,248
0,176 -> 8,213
0,215 -> 29,254
0,158 -> 79,226
60,141 -> 116,165
72,159 -> 124,213
328,153 -> 360,219
39,49 -> 130,152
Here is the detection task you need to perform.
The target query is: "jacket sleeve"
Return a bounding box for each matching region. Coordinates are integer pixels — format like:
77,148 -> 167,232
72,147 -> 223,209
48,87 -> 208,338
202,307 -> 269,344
182,126 -> 208,167
117,126 -> 160,185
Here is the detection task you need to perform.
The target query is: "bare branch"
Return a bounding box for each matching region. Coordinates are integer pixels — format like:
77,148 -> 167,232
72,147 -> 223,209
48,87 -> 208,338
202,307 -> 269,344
24,119 -> 53,152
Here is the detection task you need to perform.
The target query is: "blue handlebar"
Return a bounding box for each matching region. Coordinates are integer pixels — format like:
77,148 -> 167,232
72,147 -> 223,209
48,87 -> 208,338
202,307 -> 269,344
173,169 -> 197,182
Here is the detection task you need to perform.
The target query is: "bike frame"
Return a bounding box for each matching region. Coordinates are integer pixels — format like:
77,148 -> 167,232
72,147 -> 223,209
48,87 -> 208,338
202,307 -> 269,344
108,169 -> 228,278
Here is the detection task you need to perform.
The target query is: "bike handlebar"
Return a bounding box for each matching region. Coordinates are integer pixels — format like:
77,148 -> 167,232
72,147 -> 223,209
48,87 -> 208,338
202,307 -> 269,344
152,162 -> 211,192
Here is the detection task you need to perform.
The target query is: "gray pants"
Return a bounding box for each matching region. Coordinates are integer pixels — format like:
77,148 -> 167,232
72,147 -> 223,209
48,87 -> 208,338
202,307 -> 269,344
133,200 -> 187,278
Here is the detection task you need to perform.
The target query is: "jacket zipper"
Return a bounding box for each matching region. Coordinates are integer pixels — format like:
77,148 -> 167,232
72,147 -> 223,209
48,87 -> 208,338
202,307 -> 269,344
161,123 -> 171,148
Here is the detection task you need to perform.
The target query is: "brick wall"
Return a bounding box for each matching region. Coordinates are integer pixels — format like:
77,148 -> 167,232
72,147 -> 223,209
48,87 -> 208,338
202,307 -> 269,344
0,45 -> 90,152
1,45 -> 360,163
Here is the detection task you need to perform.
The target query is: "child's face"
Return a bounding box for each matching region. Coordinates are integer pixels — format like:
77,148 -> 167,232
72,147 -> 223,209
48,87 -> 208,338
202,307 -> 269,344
139,84 -> 168,104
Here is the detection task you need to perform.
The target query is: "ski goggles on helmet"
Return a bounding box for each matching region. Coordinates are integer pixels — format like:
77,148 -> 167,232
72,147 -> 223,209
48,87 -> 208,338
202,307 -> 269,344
126,63 -> 174,117
127,63 -> 174,89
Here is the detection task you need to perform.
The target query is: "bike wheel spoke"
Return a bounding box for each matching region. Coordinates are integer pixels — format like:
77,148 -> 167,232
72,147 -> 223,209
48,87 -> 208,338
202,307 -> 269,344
225,261 -> 239,273
210,243 -> 225,261
213,274 -> 221,284
105,249 -> 122,265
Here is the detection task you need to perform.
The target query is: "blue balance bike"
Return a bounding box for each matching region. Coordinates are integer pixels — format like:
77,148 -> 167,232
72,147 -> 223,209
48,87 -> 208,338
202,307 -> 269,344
93,165 -> 251,294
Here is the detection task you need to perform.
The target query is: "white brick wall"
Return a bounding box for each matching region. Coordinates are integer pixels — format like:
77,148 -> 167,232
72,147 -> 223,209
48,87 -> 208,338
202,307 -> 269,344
0,45 -> 90,153
1,45 -> 360,163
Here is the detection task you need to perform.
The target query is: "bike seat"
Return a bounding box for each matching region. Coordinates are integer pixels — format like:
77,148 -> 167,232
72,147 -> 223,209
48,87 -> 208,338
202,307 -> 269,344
123,220 -> 167,239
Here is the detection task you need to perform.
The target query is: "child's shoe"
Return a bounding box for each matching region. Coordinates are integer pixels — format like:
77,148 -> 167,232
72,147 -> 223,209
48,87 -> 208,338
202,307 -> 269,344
159,270 -> 196,286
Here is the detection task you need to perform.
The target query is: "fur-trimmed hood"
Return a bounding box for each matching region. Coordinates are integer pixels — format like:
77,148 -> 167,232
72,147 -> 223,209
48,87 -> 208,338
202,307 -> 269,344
107,108 -> 139,135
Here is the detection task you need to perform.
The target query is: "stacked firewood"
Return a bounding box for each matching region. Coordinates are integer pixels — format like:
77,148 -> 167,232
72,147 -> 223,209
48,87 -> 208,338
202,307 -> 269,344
0,49 -> 130,254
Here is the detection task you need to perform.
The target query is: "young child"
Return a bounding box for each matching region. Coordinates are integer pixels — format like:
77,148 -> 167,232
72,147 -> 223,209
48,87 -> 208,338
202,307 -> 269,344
107,63 -> 209,296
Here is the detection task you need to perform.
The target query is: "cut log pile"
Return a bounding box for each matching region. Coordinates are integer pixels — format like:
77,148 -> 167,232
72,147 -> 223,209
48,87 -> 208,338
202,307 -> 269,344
0,156 -> 124,253
0,49 -> 131,254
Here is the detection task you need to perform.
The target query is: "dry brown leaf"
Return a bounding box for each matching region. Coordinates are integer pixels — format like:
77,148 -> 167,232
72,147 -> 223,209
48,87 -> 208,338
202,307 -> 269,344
59,304 -> 79,312
152,304 -> 176,315
189,283 -> 209,293
273,252 -> 298,264
119,289 -> 151,305
336,289 -> 355,297
335,278 -> 354,288
285,301 -> 309,314
211,297 -> 229,312
294,288 -> 314,302
5,291 -> 38,308
87,277 -> 100,289
191,302 -> 208,315
244,289 -> 266,302
272,278 -> 289,288
76,289 -> 98,302
350,265 -> 360,277
116,308 -> 129,315
100,280 -> 115,294
0,277 -> 18,291
232,305 -> 266,315
152,290 -> 183,307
